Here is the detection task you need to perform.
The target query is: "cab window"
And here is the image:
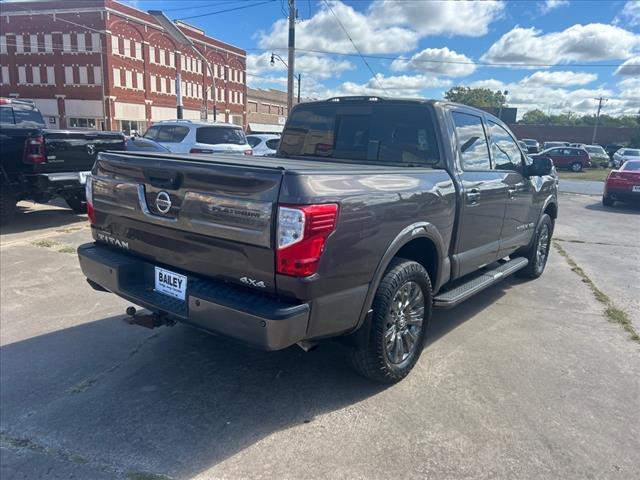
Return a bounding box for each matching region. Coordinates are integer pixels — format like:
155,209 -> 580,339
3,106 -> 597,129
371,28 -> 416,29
488,121 -> 522,171
451,112 -> 491,170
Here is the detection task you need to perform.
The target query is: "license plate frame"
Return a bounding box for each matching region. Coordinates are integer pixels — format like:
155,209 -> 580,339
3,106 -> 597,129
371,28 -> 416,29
632,185 -> 640,192
154,266 -> 187,301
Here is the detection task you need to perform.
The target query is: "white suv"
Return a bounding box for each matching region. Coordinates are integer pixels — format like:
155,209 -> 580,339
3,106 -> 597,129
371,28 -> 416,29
143,120 -> 252,156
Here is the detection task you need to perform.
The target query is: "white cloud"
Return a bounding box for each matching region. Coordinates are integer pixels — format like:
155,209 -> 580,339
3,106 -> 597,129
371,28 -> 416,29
615,1 -> 640,27
614,56 -> 640,77
520,70 -> 598,86
257,1 -> 418,55
539,0 -> 569,14
330,74 -> 451,98
390,47 -> 476,77
247,52 -> 354,81
368,0 -> 504,37
481,24 -> 640,65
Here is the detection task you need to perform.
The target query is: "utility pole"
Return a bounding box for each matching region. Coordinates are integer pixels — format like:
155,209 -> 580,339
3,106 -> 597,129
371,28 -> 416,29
297,73 -> 301,104
287,0 -> 296,114
592,96 -> 607,144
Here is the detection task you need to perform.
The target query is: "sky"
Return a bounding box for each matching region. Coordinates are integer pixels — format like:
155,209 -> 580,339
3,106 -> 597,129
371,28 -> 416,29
124,0 -> 640,118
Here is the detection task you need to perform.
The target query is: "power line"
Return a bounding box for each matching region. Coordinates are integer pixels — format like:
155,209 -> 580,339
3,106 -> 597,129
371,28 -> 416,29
321,0 -> 387,94
177,0 -> 275,20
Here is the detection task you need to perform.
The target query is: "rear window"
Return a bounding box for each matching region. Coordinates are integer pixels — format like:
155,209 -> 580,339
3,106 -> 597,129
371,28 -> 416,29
196,126 -> 246,145
278,102 -> 440,165
0,105 -> 45,127
585,146 -> 605,154
246,136 -> 261,148
623,149 -> 640,156
265,138 -> 280,150
144,125 -> 189,143
621,161 -> 640,171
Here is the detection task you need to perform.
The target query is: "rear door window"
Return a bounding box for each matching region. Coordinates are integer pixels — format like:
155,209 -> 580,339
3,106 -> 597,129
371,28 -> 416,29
11,106 -> 45,126
247,136 -> 261,147
144,126 -> 160,140
265,138 -> 280,150
451,111 -> 490,170
0,106 -> 15,125
196,127 -> 246,145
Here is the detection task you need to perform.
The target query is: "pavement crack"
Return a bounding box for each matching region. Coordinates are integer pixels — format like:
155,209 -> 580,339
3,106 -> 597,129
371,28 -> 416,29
553,241 -> 639,343
554,237 -> 636,248
68,332 -> 160,395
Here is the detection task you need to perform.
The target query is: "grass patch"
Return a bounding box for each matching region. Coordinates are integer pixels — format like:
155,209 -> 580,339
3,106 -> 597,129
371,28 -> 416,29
554,241 -> 639,343
57,245 -> 76,254
558,168 -> 611,182
127,472 -> 173,480
32,239 -> 59,248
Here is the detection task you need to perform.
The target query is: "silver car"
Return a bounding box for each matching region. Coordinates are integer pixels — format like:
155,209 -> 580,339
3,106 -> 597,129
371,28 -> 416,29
612,148 -> 640,168
247,134 -> 280,156
143,120 -> 252,156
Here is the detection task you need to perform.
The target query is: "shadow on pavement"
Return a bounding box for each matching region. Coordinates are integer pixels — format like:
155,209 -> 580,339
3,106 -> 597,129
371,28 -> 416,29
585,200 -> 640,215
0,276 -> 520,478
0,201 -> 86,236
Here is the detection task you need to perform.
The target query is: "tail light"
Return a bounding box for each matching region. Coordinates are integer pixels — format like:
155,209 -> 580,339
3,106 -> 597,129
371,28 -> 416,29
22,135 -> 46,164
244,149 -> 253,155
276,203 -> 338,277
190,148 -> 213,154
85,175 -> 95,225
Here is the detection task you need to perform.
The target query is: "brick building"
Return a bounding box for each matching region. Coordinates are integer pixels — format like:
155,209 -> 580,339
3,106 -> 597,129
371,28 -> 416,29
0,0 -> 247,134
246,87 -> 289,134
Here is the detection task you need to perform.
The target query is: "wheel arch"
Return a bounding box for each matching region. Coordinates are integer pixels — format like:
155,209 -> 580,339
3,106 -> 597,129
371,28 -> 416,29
351,222 -> 447,335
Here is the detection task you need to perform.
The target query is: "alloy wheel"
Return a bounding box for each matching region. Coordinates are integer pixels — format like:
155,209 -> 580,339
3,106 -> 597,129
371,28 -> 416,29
384,281 -> 424,365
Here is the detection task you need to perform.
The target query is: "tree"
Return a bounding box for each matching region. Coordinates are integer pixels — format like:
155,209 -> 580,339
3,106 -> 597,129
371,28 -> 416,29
520,109 -> 549,124
444,87 -> 506,109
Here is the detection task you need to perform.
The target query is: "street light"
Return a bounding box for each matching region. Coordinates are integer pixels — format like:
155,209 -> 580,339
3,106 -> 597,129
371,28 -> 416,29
498,90 -> 508,120
148,10 -> 217,121
270,53 -> 301,104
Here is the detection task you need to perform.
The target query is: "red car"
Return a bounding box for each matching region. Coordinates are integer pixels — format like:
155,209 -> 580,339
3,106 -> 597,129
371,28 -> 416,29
603,160 -> 640,206
534,147 -> 592,172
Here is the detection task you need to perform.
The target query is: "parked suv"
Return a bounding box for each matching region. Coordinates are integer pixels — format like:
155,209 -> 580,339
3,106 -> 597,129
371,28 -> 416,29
143,120 -> 252,156
247,134 -> 280,156
533,147 -> 591,172
521,138 -> 540,154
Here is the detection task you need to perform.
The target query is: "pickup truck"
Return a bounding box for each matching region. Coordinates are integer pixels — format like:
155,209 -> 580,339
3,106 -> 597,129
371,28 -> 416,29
77,97 -> 558,383
0,98 -> 125,225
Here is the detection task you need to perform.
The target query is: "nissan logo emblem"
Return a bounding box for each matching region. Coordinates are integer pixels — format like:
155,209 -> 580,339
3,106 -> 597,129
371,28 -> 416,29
155,191 -> 172,214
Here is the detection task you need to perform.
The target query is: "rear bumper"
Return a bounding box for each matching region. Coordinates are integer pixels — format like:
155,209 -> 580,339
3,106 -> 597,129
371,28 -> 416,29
604,187 -> 640,203
29,171 -> 88,193
77,243 -> 310,350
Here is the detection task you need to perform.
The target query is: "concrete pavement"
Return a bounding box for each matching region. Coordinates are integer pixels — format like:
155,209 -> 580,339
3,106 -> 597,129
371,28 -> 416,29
1,197 -> 639,480
558,179 -> 603,196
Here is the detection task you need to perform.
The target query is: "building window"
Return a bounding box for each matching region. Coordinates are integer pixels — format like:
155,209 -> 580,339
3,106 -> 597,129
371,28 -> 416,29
159,48 -> 166,66
29,34 -> 38,53
44,34 -> 53,53
170,78 -> 175,95
197,83 -> 202,98
18,66 -> 26,84
76,33 -> 85,52
31,66 -> 40,84
149,47 -> 156,64
63,34 -> 71,52
91,33 -> 101,52
180,54 -> 185,70
151,75 -> 157,93
79,66 -> 88,84
93,66 -> 101,85
118,120 -> 145,136
16,35 -> 24,53
113,67 -> 121,87
169,54 -> 175,68
125,70 -> 132,88
0,66 -> 9,84
69,117 -> 97,129
122,38 -> 130,57
111,36 -> 119,55
47,66 -> 55,84
65,66 -> 73,84
135,42 -> 142,60
248,101 -> 257,113
0,36 -> 6,54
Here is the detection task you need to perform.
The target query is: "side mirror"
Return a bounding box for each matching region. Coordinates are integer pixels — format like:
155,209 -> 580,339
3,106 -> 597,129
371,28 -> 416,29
527,156 -> 553,177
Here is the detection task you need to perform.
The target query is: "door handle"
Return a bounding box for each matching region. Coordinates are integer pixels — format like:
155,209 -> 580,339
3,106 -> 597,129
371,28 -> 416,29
466,188 -> 480,205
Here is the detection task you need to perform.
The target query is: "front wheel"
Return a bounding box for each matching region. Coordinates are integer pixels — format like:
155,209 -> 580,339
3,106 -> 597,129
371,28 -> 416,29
571,162 -> 583,172
517,214 -> 553,279
65,194 -> 87,214
350,259 -> 432,383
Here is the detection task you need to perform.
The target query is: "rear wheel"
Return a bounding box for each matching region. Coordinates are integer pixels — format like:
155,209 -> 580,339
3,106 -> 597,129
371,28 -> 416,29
602,195 -> 614,207
571,162 -> 583,172
0,191 -> 17,226
350,258 -> 432,383
65,194 -> 87,214
517,214 -> 553,279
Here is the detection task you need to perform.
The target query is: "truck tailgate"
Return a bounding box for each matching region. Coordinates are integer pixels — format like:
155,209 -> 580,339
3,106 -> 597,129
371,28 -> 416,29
91,152 -> 283,293
40,130 -> 125,173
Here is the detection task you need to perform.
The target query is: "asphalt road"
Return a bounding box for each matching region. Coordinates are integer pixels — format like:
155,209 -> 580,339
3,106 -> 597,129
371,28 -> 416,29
1,197 -> 639,480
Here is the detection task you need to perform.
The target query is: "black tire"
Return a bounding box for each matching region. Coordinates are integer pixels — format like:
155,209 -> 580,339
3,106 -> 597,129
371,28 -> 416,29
517,214 -> 553,279
65,194 -> 87,214
0,191 -> 17,226
571,162 -> 583,172
350,258 -> 432,383
602,195 -> 614,207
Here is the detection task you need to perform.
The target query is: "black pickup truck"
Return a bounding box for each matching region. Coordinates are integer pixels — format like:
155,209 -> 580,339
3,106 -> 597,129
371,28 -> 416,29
0,98 -> 125,225
78,97 -> 558,383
